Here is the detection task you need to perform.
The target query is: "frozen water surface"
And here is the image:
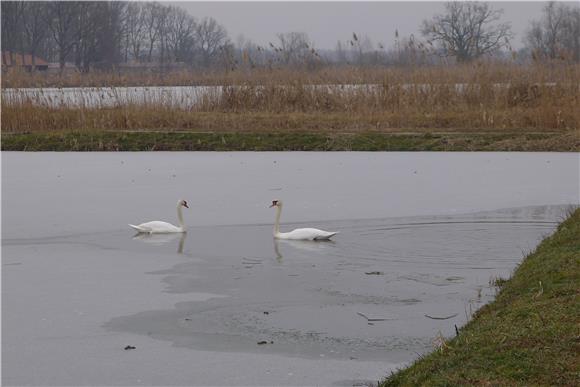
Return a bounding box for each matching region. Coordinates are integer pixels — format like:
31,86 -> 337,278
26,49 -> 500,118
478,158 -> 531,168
2,151 -> 578,386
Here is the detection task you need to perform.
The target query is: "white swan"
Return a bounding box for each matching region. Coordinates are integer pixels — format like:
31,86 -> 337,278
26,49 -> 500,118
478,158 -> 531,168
269,200 -> 338,240
129,199 -> 188,234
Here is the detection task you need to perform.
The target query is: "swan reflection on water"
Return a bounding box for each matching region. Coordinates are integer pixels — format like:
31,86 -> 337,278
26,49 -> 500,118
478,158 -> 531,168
273,238 -> 336,261
132,232 -> 187,254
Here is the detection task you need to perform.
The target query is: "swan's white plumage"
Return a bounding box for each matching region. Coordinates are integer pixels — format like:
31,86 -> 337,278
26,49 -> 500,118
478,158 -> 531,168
276,227 -> 338,240
270,200 -> 337,240
129,200 -> 188,234
129,221 -> 182,233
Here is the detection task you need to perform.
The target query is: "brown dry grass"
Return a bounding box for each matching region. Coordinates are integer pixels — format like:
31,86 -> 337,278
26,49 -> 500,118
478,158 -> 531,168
2,63 -> 579,136
2,61 -> 579,88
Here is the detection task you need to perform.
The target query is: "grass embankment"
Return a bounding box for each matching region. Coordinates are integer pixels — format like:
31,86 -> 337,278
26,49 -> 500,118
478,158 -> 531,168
382,208 -> 580,386
2,130 -> 578,151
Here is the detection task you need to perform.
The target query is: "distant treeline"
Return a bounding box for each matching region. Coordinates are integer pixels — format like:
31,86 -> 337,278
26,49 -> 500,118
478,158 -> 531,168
1,1 -> 579,73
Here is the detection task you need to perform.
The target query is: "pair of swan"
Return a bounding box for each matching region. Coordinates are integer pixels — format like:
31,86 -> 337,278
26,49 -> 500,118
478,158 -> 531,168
129,199 -> 338,241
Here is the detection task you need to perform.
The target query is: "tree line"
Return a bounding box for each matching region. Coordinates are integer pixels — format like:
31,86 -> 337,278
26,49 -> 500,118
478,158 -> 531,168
1,1 -> 230,71
1,1 -> 579,74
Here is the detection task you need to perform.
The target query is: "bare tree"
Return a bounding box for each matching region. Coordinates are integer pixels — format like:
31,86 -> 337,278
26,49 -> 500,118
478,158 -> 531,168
1,1 -> 25,65
525,2 -> 580,62
21,2 -> 49,70
157,5 -> 172,69
276,32 -> 313,67
235,35 -> 265,70
195,17 -> 228,67
96,1 -> 127,69
3,1 -> 230,71
526,2 -> 566,60
421,1 -> 512,62
70,2 -> 126,72
562,6 -> 580,62
74,1 -> 99,72
45,1 -> 81,70
143,2 -> 164,62
166,6 -> 196,63
124,2 -> 148,62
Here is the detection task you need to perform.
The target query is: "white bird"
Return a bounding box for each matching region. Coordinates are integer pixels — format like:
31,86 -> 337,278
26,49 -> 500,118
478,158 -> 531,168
129,199 -> 189,234
269,200 -> 338,240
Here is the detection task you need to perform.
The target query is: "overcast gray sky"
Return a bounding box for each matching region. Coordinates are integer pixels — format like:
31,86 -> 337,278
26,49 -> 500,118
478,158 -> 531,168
169,1 -> 557,50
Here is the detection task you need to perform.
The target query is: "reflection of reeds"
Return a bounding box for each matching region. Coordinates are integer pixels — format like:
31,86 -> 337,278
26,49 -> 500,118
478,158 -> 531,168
2,63 -> 579,133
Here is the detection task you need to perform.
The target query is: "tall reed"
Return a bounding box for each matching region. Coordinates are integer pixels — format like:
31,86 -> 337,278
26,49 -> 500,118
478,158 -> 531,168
2,63 -> 578,133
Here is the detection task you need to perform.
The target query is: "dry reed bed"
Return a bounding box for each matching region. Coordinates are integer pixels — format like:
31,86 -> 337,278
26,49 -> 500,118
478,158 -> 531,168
2,62 -> 578,88
2,63 -> 579,133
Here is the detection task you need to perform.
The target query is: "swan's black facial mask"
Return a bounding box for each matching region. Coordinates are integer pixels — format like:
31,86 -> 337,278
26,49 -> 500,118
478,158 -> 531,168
182,201 -> 189,208
269,200 -> 278,208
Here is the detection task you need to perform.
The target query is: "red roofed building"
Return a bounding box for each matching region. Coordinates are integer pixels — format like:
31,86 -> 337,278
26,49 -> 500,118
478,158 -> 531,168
2,52 -> 49,71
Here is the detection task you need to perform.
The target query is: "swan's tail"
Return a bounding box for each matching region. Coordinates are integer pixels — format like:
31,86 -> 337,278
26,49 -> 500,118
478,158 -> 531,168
316,231 -> 339,240
129,224 -> 147,233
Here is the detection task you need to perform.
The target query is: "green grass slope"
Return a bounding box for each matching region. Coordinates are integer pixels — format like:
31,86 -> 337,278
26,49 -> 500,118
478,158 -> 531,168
382,208 -> 580,386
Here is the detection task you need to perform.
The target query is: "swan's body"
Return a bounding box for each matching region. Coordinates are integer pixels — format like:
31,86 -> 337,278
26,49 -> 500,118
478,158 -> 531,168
129,221 -> 183,234
270,200 -> 337,240
129,200 -> 188,234
276,227 -> 337,240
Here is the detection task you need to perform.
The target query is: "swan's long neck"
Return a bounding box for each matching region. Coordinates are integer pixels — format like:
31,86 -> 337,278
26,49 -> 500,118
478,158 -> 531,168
177,204 -> 185,230
274,205 -> 282,236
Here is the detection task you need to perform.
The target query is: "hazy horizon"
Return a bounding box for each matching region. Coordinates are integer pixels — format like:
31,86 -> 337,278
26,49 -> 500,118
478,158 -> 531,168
169,1 -> 557,50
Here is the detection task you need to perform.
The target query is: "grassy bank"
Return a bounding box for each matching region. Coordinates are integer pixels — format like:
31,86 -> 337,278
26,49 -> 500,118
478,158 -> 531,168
2,130 -> 579,151
382,208 -> 580,386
